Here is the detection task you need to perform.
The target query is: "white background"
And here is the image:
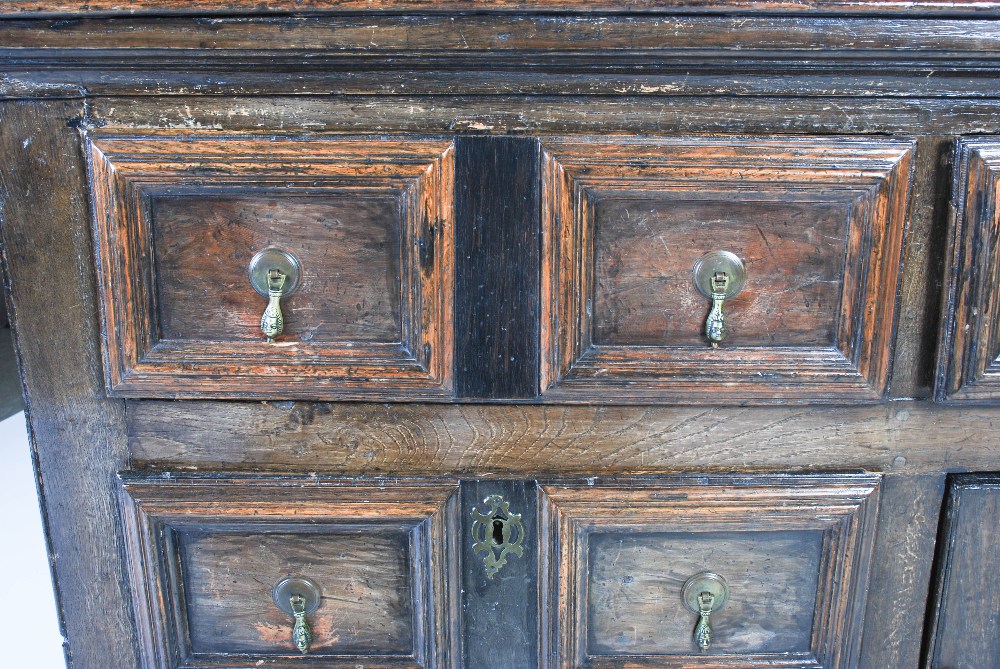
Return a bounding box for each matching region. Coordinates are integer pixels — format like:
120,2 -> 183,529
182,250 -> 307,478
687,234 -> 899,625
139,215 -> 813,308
0,411 -> 67,667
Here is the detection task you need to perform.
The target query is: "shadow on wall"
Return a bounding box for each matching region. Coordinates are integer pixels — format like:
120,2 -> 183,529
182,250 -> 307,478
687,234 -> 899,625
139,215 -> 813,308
0,293 -> 24,420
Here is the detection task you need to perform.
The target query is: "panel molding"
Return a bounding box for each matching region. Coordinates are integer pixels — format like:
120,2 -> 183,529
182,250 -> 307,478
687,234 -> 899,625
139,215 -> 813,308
118,475 -> 460,669
539,136 -> 914,404
538,476 -> 881,669
88,134 -> 455,400
935,138 -> 1000,402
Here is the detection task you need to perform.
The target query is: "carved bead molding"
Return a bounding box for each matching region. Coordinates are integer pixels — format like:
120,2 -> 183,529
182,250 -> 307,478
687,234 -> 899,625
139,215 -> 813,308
538,475 -> 881,669
540,136 -> 914,404
118,476 -> 460,669
936,138 -> 1000,402
88,134 -> 455,400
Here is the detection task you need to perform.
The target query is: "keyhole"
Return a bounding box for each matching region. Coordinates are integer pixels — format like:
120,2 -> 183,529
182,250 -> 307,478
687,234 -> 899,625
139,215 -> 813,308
492,517 -> 505,545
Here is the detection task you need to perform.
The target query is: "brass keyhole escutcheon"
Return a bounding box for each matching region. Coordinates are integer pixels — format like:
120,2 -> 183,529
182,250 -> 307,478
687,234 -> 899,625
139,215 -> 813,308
682,572 -> 729,651
272,577 -> 321,654
693,251 -> 747,348
249,248 -> 301,343
471,494 -> 526,579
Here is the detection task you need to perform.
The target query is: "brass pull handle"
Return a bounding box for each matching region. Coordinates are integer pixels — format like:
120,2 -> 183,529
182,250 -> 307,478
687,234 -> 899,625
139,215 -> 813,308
682,572 -> 729,652
249,248 -> 301,343
272,577 -> 320,655
261,269 -> 287,343
289,593 -> 312,654
693,251 -> 746,348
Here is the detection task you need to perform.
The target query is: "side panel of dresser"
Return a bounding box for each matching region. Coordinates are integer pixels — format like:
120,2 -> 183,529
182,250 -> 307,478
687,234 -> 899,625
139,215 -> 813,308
0,100 -> 140,667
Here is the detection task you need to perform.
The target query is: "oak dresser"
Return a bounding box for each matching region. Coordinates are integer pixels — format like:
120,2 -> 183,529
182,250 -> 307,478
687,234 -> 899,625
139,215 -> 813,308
2,2 -> 1000,668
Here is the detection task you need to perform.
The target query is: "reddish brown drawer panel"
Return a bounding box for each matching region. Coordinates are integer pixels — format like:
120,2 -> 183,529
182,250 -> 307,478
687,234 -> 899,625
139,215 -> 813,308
539,136 -> 914,404
118,476 -> 460,669
936,139 -> 1000,402
539,475 -> 881,669
88,134 -> 454,400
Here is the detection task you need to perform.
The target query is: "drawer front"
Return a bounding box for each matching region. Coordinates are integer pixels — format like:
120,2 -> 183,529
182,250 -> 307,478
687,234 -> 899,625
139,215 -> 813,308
539,136 -> 914,404
925,475 -> 1000,668
118,476 -> 459,668
539,475 -> 881,669
89,134 -> 455,400
937,139 -> 1000,402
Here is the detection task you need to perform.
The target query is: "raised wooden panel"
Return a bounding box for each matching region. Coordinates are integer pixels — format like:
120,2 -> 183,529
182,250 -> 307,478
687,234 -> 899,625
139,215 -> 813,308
118,476 -> 460,669
935,139 -> 1000,402
539,475 -> 881,669
924,475 -> 1000,669
88,134 -> 455,400
540,137 -> 914,404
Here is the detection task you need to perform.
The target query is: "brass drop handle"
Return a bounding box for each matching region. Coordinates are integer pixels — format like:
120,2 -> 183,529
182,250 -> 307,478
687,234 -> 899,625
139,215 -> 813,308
682,572 -> 729,652
693,251 -> 747,348
272,577 -> 321,655
249,248 -> 301,343
289,593 -> 312,654
261,269 -> 287,343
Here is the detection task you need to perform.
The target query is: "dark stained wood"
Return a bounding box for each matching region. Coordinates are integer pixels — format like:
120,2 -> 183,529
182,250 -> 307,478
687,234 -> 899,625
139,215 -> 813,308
3,1 -> 1000,16
454,137 -> 540,399
126,400 -> 1000,475
153,193 -> 402,343
539,136 -> 914,404
935,138 -> 1000,402
924,475 -> 1000,669
587,530 -> 823,655
0,100 -> 140,667
858,473 -> 946,669
181,531 -> 414,655
88,134 -> 456,401
88,96 -> 1000,137
460,480 -> 538,669
538,476 -> 881,669
118,475 -> 461,668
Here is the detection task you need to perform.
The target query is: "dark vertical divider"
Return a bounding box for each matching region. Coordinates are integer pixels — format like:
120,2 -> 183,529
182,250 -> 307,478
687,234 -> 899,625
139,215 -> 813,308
454,136 -> 540,399
461,480 -> 539,669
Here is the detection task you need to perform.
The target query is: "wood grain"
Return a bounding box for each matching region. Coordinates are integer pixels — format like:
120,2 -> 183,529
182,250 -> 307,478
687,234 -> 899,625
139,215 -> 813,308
3,1 -> 1000,16
935,138 -> 1000,402
539,136 -> 914,404
925,475 -> 1000,669
126,400 -> 1000,475
88,134 -> 455,400
0,99 -> 140,669
587,530 -> 822,655
118,475 -> 461,668
538,476 -> 881,669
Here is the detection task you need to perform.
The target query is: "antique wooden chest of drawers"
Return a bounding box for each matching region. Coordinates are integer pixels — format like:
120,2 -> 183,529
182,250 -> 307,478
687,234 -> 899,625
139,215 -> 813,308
3,3 -> 1000,669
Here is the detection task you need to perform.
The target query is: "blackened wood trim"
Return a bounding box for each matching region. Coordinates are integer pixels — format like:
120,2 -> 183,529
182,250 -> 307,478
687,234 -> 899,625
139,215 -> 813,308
460,480 -> 538,669
0,100 -> 140,668
454,136 -> 540,399
128,399 -> 1000,476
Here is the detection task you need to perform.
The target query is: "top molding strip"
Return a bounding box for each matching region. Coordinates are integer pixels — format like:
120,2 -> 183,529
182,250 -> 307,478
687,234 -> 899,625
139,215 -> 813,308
5,0 -> 1000,16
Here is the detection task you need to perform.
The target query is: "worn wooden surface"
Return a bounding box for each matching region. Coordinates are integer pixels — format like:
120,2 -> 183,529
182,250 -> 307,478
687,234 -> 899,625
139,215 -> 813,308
587,530 -> 822,655
182,531 -> 415,655
538,476 -> 880,669
89,134 -> 455,400
119,476 -> 461,668
858,473 -> 946,669
925,475 -> 1000,669
0,100 -> 139,668
539,136 -> 914,403
461,480 -> 538,669
935,138 -> 1000,402
455,137 -> 540,399
154,194 -> 403,343
126,400 -> 1000,475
